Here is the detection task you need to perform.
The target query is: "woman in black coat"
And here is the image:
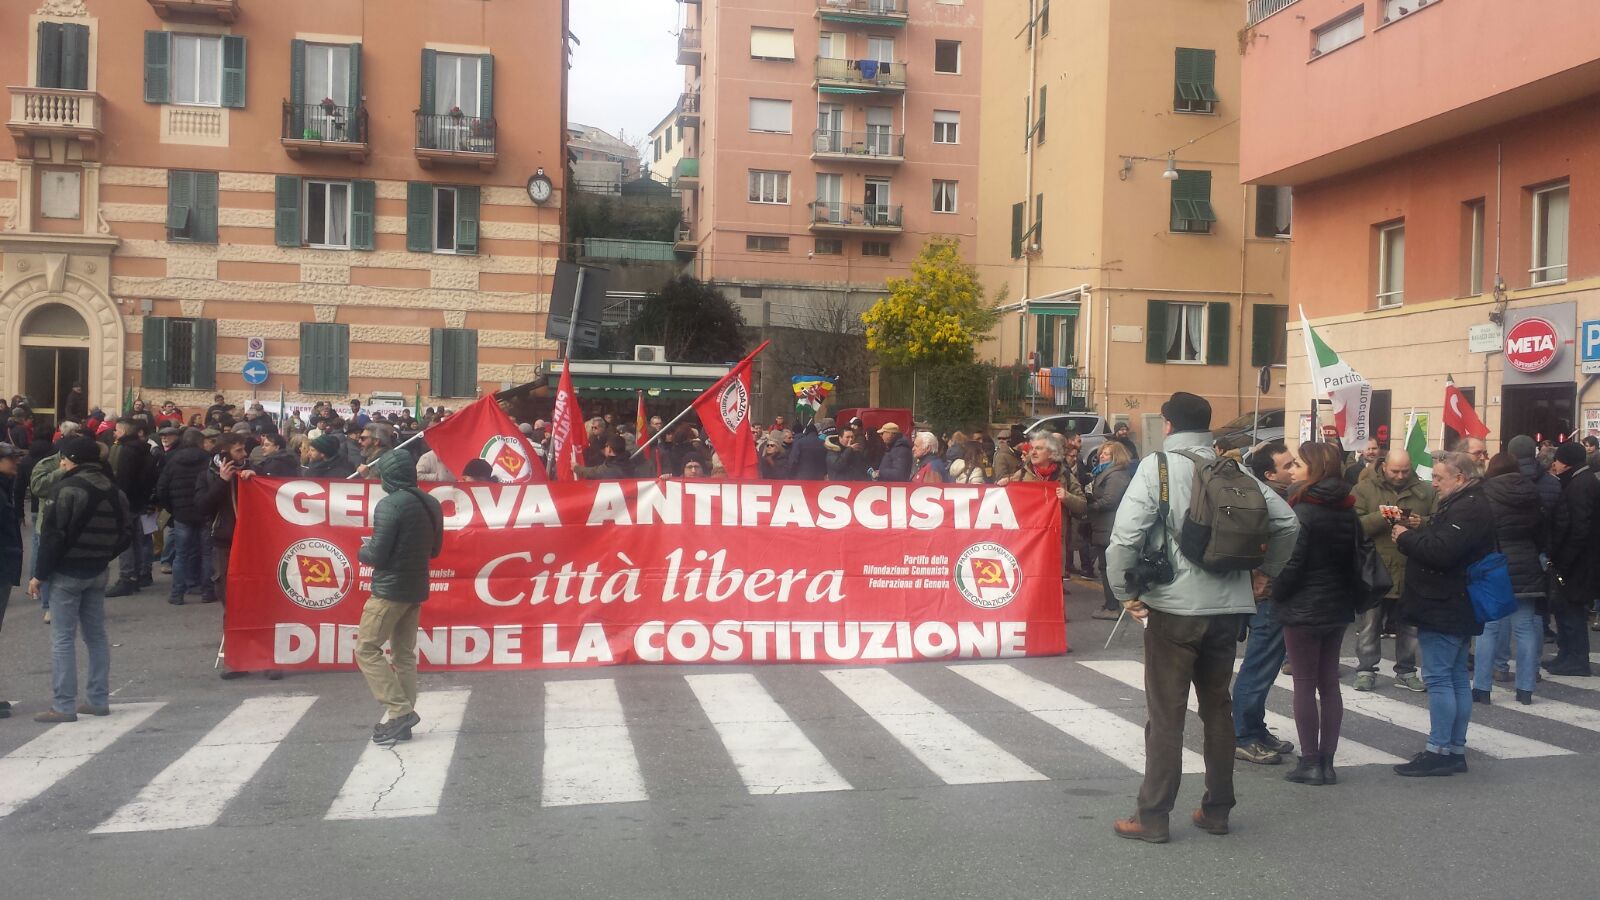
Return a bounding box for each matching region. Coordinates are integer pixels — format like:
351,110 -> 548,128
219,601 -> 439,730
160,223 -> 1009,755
1271,442 -> 1362,785
1087,440 -> 1133,619
1471,453 -> 1545,705
1391,451 -> 1496,777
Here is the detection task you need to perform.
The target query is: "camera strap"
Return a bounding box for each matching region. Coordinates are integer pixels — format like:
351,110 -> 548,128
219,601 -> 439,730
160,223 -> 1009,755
1144,452 -> 1171,554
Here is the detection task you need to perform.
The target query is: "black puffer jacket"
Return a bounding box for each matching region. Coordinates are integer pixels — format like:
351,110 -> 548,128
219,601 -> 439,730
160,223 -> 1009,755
1271,477 -> 1362,627
1481,471 -> 1547,607
1087,463 -> 1132,548
1397,481 -> 1494,636
156,445 -> 210,526
877,433 -> 912,482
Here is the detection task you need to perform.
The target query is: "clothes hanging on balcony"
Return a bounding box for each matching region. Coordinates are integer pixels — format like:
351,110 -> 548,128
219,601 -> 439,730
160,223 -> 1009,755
857,59 -> 879,80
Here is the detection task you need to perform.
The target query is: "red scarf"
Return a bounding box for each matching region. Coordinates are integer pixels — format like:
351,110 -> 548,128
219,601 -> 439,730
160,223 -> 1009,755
1032,461 -> 1059,482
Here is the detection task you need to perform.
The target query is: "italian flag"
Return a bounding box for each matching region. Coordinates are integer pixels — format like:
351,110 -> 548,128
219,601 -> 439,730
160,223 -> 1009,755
1300,308 -> 1373,447
1405,410 -> 1433,481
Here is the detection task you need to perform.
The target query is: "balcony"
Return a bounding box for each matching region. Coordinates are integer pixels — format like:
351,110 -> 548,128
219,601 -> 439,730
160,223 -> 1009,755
673,157 -> 699,189
1247,0 -> 1301,26
7,87 -> 103,159
677,29 -> 702,66
674,225 -> 698,253
146,0 -> 239,22
817,0 -> 909,27
281,101 -> 369,162
808,202 -> 903,233
678,91 -> 701,128
413,112 -> 497,172
814,57 -> 906,93
811,128 -> 903,163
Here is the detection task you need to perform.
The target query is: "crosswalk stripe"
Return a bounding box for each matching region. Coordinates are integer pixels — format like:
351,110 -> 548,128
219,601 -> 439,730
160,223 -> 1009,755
821,668 -> 1046,785
1085,660 -> 1404,767
1347,654 -> 1600,694
953,663 -> 1203,774
0,702 -> 165,819
93,695 -> 317,833
541,679 -> 648,807
325,690 -> 472,821
1352,654 -> 1600,736
684,673 -> 850,795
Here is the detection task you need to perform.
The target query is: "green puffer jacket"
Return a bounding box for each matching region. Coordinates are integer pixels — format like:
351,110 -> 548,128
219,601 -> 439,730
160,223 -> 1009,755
1352,470 -> 1437,600
358,451 -> 444,603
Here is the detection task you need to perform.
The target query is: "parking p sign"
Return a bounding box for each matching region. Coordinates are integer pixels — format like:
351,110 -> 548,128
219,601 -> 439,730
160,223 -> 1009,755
1584,320 -> 1600,375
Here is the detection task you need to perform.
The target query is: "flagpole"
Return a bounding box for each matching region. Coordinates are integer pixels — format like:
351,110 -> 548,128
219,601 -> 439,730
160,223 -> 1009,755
631,340 -> 771,461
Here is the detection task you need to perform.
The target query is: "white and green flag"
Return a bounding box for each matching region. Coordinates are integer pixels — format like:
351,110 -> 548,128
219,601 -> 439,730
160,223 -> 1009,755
1405,409 -> 1433,481
1300,307 -> 1372,446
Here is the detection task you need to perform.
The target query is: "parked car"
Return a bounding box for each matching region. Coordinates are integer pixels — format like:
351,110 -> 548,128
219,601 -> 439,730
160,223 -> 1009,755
1212,408 -> 1285,453
1025,413 -> 1111,458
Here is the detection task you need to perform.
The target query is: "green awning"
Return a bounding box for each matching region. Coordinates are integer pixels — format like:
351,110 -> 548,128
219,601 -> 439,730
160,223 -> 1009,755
818,86 -> 876,95
819,13 -> 906,26
569,373 -> 720,396
1027,303 -> 1080,317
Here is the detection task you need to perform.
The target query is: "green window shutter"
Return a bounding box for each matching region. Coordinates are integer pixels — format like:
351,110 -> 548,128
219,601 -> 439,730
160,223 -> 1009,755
1021,95 -> 1030,148
1191,170 -> 1216,222
419,49 -> 437,113
1195,50 -> 1219,102
429,328 -> 447,396
456,185 -> 480,255
1146,300 -> 1169,364
299,322 -> 319,392
1010,201 -> 1025,259
406,182 -> 434,252
289,39 -> 306,135
1255,185 -> 1278,238
37,23 -> 64,89
1035,86 -> 1046,144
1250,304 -> 1272,368
165,170 -> 193,237
194,171 -> 219,244
431,328 -> 478,396
1034,193 -> 1044,249
144,31 -> 171,104
62,23 -> 89,91
455,329 -> 478,397
479,54 -> 494,119
350,179 -> 376,251
1205,302 -> 1230,366
142,316 -> 170,390
331,324 -> 350,394
221,35 -> 247,108
300,323 -> 350,394
274,175 -> 301,247
348,42 -> 363,109
1175,48 -> 1199,102
190,318 -> 218,390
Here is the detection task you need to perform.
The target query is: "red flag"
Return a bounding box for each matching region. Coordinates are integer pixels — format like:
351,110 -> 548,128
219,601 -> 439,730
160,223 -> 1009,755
635,390 -> 657,476
296,555 -> 340,589
689,341 -> 770,481
549,364 -> 587,481
423,395 -> 546,483
1443,375 -> 1490,440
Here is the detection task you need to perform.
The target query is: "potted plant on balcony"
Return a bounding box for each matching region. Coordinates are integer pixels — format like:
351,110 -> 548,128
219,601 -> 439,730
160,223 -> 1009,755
449,105 -> 464,119
320,96 -> 338,114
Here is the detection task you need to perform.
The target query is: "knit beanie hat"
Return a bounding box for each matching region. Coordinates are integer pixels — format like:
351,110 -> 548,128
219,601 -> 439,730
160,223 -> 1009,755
1507,434 -> 1536,460
1554,441 -> 1587,468
311,435 -> 341,457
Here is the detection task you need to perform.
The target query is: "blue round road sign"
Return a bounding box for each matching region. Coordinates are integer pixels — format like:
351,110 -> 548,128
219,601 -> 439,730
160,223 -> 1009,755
242,359 -> 269,385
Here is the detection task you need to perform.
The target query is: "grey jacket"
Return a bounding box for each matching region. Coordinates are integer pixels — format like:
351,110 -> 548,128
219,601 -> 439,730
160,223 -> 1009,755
1105,431 -> 1299,615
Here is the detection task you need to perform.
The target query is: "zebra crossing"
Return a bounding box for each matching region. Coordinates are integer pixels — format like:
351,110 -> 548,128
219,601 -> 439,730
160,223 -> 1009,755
2,653 -> 1598,834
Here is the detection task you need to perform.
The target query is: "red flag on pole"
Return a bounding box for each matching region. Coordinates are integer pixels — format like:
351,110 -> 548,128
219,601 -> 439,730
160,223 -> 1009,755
423,395 -> 545,482
1443,374 -> 1490,440
549,364 -> 587,481
689,341 -> 770,481
635,390 -> 657,476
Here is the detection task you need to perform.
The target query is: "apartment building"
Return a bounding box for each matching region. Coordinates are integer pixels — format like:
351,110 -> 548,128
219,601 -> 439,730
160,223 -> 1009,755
1242,0 -> 1600,445
976,0 -> 1289,445
568,121 -> 641,186
0,0 -> 567,428
646,104 -> 687,185
674,0 -> 982,323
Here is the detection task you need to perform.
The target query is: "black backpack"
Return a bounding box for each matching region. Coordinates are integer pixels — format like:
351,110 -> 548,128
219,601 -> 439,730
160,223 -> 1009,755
1172,450 -> 1271,573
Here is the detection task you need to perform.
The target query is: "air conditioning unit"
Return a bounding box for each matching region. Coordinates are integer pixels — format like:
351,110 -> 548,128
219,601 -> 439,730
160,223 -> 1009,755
634,345 -> 668,362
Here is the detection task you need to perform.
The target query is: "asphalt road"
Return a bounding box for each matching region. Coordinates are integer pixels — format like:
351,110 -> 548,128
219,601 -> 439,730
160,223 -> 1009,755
1,573 -> 1596,900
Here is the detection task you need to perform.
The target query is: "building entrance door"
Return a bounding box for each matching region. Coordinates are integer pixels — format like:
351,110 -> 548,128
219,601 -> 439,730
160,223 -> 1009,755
19,302 -> 92,432
1500,382 -> 1576,446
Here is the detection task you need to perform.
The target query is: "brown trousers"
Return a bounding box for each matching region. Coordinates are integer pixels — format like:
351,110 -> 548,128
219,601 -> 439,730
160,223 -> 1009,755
355,596 -> 422,719
1136,609 -> 1244,833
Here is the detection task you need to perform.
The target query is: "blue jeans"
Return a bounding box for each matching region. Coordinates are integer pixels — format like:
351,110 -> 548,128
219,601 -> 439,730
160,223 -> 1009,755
1418,629 -> 1472,755
1472,599 -> 1541,694
1233,601 -> 1286,744
169,521 -> 205,600
160,524 -> 176,565
49,570 -> 111,714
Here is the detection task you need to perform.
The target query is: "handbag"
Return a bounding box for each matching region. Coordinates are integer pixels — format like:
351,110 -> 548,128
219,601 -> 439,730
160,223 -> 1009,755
1467,550 -> 1517,623
1356,538 -> 1391,614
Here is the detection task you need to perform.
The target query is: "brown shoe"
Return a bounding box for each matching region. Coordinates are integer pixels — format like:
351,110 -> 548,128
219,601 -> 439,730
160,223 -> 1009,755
76,703 -> 111,717
1112,816 -> 1169,844
34,709 -> 78,723
1191,809 -> 1229,835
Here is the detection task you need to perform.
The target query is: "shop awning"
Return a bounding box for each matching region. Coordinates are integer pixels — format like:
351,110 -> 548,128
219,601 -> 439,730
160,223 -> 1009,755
514,360 -> 733,400
1026,302 -> 1080,317
818,86 -> 876,95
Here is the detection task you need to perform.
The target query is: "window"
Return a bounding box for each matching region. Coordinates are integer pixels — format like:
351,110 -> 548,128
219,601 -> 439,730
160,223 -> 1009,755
933,109 -> 960,144
166,170 -> 219,244
1250,304 -> 1289,367
435,186 -> 458,252
1174,48 -> 1219,113
289,41 -> 360,142
746,235 -> 789,253
302,43 -> 352,107
814,238 -> 843,255
305,180 -> 351,249
1377,222 -> 1405,307
819,31 -> 845,59
36,22 -> 90,90
300,323 -> 350,394
739,285 -> 763,299
862,241 -> 891,257
429,328 -> 478,398
173,34 -> 222,105
867,37 -> 895,63
1035,314 -> 1074,368
144,31 -> 245,107
1039,0 -> 1050,35
275,176 -> 375,250
933,180 -> 958,214
1382,0 -> 1420,23
750,27 -> 795,60
142,316 -> 217,390
749,98 -> 792,133
1312,10 -> 1363,56
1464,199 -> 1485,296
1146,300 -> 1229,366
406,182 -> 479,255
654,137 -> 662,161
934,40 -> 961,73
1531,182 -> 1569,285
748,170 -> 790,204
1255,186 -> 1292,238
665,128 -> 673,152
431,53 -> 482,117
1010,201 -> 1026,259
1034,193 -> 1045,249
1170,170 -> 1217,234
864,178 -> 892,222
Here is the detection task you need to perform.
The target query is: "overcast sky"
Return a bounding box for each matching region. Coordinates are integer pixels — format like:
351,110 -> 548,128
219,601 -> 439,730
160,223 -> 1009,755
568,0 -> 683,154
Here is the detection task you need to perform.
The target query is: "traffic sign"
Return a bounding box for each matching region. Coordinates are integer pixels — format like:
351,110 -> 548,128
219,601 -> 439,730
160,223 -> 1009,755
246,336 -> 266,362
1583,320 -> 1600,374
242,359 -> 268,385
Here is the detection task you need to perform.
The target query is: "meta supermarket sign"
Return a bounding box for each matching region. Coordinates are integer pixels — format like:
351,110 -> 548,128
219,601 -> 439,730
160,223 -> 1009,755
1502,302 -> 1576,386
1505,317 -> 1559,373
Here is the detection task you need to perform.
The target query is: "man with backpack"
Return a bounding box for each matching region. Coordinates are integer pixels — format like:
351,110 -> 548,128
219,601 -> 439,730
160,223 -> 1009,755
1105,393 -> 1299,844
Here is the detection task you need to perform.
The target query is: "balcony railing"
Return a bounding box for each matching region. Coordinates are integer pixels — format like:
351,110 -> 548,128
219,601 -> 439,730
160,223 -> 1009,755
814,57 -> 907,91
7,86 -> 103,157
414,112 -> 497,170
281,101 -> 369,160
147,0 -> 239,22
811,128 -> 904,161
678,91 -> 701,126
808,201 -> 903,230
1247,0 -> 1301,26
817,0 -> 909,24
677,29 -> 703,65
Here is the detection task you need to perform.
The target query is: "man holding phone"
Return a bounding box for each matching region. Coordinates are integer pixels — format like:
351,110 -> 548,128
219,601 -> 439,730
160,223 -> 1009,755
1352,449 -> 1437,691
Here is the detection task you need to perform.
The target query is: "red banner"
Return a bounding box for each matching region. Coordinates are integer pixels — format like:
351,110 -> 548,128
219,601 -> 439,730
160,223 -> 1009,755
223,477 -> 1067,670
